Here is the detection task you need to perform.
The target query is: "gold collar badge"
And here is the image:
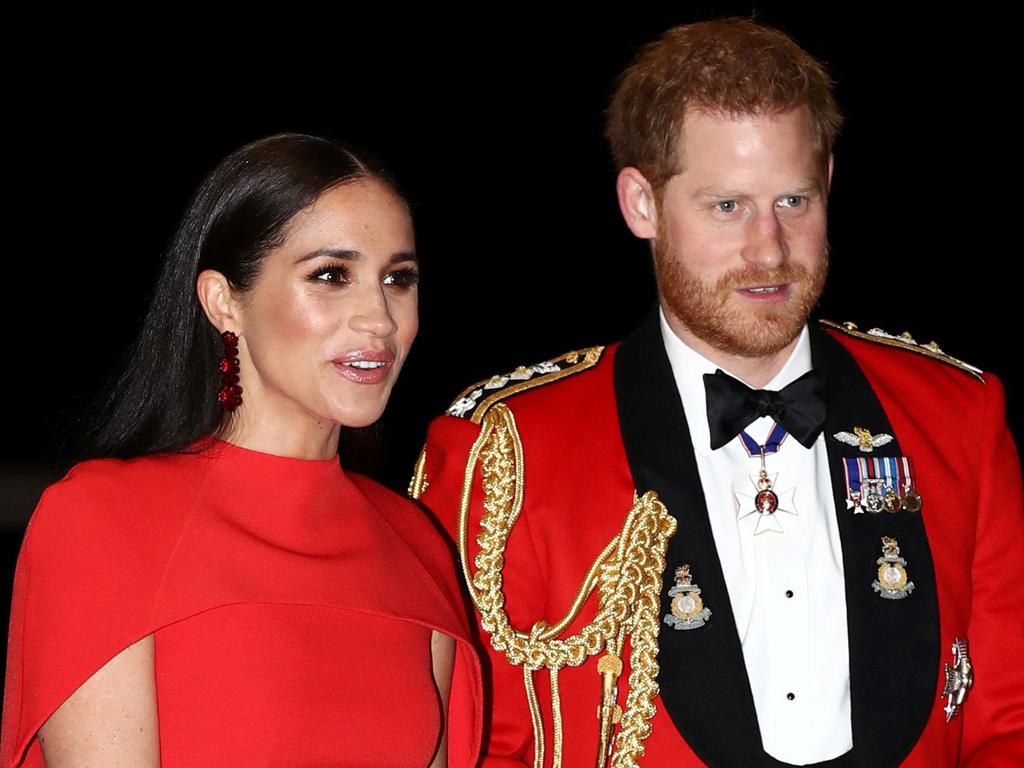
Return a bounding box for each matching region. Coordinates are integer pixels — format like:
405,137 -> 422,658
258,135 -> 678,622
872,536 -> 915,599
664,564 -> 711,630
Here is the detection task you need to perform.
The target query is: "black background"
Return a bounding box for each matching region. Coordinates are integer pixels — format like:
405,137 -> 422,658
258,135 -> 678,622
1,7 -> 1018,680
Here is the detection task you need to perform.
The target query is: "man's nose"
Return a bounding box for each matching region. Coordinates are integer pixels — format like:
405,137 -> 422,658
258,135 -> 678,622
742,208 -> 787,269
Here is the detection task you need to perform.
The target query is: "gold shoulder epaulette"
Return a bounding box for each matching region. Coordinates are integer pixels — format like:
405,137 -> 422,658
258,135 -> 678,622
820,320 -> 984,382
445,346 -> 605,424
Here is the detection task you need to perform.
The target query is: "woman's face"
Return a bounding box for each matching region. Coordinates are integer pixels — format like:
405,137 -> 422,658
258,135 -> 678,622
227,177 -> 418,436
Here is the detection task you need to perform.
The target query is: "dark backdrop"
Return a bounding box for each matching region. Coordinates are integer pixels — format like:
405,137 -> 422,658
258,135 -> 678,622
2,8 -> 1017,684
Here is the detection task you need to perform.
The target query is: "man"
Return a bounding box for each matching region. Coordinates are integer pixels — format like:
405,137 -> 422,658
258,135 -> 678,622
412,19 -> 1023,767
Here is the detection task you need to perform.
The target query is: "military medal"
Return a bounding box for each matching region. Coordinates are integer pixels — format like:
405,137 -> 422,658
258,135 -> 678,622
843,459 -> 867,513
900,457 -> 923,512
734,423 -> 798,535
942,637 -> 973,721
844,456 -> 922,515
864,479 -> 886,514
872,536 -> 915,599
664,564 -> 711,630
883,487 -> 902,513
902,488 -> 922,513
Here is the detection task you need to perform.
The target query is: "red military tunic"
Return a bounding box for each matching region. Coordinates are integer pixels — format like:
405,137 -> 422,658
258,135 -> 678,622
414,312 -> 1023,767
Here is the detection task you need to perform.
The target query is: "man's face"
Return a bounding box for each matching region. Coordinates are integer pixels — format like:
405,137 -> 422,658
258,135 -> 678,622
653,106 -> 830,358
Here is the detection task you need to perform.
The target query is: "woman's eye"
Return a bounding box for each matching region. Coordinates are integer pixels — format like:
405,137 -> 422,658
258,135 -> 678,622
714,200 -> 738,214
310,264 -> 350,284
383,267 -> 420,290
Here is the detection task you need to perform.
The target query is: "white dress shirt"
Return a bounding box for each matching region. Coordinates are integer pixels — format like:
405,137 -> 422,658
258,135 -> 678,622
659,309 -> 852,765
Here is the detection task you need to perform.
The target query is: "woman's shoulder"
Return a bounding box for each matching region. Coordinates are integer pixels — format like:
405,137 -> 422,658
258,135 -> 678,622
348,472 -> 444,529
44,450 -> 201,495
26,451 -> 208,566
347,472 -> 459,573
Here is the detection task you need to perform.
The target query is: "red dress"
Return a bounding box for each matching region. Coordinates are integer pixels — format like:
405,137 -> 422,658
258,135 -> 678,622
1,439 -> 482,767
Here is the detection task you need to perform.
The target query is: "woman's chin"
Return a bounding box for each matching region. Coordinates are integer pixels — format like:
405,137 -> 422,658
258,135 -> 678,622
328,401 -> 388,430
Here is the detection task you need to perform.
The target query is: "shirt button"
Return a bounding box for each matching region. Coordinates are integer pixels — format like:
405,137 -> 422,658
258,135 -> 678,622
786,692 -> 796,701
785,590 -> 794,598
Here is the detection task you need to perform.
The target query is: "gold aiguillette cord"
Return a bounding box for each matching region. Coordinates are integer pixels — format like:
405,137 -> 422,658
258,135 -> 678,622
457,404 -> 677,768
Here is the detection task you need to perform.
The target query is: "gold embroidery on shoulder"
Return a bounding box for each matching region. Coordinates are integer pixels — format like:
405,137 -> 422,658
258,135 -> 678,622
820,320 -> 984,382
408,446 -> 428,500
445,346 -> 605,423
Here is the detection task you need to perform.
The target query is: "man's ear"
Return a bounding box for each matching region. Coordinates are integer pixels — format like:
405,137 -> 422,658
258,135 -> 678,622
196,270 -> 243,334
616,167 -> 659,239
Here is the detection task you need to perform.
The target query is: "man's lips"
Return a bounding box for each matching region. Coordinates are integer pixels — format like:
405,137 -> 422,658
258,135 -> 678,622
734,284 -> 790,302
331,350 -> 395,384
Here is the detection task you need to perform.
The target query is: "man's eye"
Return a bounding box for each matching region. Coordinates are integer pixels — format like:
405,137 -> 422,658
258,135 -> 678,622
714,200 -> 738,213
778,195 -> 805,209
383,267 -> 420,290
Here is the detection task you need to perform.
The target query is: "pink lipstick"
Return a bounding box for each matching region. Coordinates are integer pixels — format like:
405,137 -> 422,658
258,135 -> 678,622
331,349 -> 395,384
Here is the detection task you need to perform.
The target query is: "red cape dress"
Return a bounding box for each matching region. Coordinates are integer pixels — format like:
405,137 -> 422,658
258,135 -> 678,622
1,438 -> 482,767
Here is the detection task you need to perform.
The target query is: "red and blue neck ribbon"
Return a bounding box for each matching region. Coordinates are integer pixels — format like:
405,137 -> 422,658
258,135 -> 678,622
738,421 -> 789,457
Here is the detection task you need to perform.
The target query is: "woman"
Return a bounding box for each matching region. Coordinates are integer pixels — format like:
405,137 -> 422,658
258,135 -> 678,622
0,134 -> 481,767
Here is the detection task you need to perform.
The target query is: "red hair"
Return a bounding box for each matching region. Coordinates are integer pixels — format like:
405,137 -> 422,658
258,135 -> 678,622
606,18 -> 843,189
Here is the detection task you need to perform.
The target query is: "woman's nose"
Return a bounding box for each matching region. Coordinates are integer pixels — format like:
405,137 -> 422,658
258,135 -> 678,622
348,287 -> 398,337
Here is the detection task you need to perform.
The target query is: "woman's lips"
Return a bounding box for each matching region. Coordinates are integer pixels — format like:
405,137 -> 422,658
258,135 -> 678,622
331,350 -> 395,384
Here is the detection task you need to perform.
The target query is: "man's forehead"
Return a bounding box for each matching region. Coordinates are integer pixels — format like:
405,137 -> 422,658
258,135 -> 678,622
667,105 -> 826,177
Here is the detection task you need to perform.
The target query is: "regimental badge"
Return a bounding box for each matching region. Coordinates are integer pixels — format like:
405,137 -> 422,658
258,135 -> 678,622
664,564 -> 711,630
872,536 -> 915,599
833,426 -> 894,453
942,636 -> 974,722
843,456 -> 922,515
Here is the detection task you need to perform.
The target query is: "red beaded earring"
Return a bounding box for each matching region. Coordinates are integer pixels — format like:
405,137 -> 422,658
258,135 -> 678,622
217,330 -> 243,411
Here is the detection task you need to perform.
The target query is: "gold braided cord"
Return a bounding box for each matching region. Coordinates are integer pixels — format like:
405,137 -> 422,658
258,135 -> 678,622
609,543 -> 667,767
457,404 -> 677,768
524,666 -> 545,768
551,667 -> 563,768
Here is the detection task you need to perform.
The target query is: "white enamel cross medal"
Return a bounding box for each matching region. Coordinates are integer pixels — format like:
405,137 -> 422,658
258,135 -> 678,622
735,446 -> 798,535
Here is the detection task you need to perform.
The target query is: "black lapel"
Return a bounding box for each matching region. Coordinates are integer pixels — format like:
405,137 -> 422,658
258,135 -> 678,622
614,309 -> 938,767
615,308 -> 770,766
811,324 -> 940,768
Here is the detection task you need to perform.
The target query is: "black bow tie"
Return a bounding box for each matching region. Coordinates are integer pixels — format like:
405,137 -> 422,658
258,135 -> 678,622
703,369 -> 827,451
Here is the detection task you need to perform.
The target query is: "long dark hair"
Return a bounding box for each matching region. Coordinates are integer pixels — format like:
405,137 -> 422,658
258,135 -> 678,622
72,133 -> 405,462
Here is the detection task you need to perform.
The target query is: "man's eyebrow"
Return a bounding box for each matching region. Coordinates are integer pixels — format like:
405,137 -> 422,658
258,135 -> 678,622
692,180 -> 824,198
692,187 -> 746,199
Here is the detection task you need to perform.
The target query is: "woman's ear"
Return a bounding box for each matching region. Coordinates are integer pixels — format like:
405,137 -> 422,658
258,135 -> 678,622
196,270 -> 243,334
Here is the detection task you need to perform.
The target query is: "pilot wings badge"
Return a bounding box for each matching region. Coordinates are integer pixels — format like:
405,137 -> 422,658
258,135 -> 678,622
833,426 -> 894,453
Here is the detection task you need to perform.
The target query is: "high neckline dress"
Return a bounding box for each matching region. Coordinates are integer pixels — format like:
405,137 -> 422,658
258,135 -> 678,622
1,438 -> 482,767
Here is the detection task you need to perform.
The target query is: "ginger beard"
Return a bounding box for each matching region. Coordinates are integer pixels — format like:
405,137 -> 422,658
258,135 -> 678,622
653,219 -> 829,358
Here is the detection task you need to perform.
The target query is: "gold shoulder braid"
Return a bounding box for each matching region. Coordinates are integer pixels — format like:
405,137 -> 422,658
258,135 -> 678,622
409,347 -> 605,501
446,346 -> 605,424
408,445 -> 429,499
458,403 -> 677,768
820,320 -> 984,382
